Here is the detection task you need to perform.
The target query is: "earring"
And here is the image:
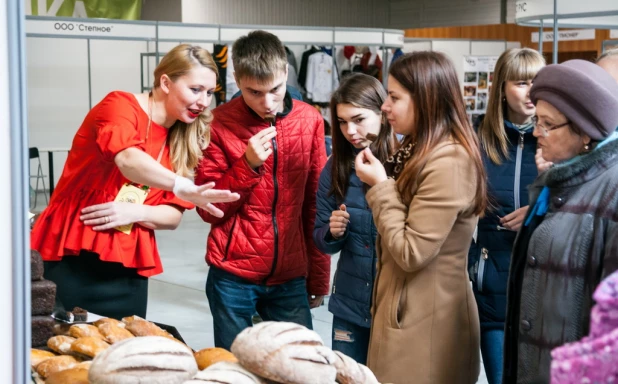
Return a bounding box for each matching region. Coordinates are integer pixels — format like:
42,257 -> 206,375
584,143 -> 590,152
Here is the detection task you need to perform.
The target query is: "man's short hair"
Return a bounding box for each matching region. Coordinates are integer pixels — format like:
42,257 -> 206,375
232,30 -> 287,83
597,48 -> 618,63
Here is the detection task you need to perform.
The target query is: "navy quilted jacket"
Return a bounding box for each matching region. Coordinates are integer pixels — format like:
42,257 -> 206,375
313,156 -> 377,328
468,115 -> 538,329
195,94 -> 330,295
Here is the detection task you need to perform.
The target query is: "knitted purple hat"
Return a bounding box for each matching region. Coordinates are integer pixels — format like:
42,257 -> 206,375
530,59 -> 618,140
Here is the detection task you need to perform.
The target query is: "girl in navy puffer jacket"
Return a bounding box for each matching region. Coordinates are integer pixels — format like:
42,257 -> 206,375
314,73 -> 397,364
468,48 -> 544,384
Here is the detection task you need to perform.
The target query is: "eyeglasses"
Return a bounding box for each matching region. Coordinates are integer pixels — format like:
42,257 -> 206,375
531,116 -> 570,137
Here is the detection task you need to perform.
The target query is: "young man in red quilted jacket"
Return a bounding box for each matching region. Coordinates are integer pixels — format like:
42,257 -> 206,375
195,30 -> 329,349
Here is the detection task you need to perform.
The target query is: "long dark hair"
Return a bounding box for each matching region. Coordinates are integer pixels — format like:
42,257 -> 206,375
389,52 -> 487,215
329,73 -> 397,202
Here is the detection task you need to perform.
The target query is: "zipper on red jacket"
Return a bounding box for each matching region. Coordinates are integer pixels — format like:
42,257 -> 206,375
222,215 -> 237,262
264,121 -> 279,283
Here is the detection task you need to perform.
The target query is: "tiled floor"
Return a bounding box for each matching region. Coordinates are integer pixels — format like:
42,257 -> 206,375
30,192 -> 488,383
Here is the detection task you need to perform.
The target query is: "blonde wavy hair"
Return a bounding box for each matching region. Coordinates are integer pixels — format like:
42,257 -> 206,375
153,44 -> 218,177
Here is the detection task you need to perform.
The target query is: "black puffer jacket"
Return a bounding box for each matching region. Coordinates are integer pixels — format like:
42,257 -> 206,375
503,138 -> 618,384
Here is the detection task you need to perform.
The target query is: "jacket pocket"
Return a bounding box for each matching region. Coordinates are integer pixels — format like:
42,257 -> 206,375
390,277 -> 406,329
222,215 -> 239,262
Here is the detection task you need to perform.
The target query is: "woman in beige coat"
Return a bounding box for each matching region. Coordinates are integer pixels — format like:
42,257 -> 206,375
355,51 -> 486,384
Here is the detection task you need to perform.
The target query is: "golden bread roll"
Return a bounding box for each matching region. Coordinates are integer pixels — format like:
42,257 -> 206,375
193,347 -> 238,370
70,336 -> 110,359
44,367 -> 89,384
68,324 -> 105,340
47,335 -> 77,355
35,355 -> 79,378
94,317 -> 125,328
125,318 -> 174,339
88,336 -> 197,384
30,349 -> 55,368
98,322 -> 135,344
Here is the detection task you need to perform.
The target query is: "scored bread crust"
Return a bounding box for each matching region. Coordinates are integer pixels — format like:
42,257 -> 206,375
88,335 -> 197,384
332,351 -> 379,384
98,322 -> 135,344
35,355 -> 79,378
231,321 -> 337,384
70,336 -> 110,358
183,361 -> 267,384
69,324 -> 105,340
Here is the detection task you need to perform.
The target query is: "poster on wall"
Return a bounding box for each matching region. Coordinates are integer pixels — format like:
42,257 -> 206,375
463,56 -> 498,124
26,0 -> 142,20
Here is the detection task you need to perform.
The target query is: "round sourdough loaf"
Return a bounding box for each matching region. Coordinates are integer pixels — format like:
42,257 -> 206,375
193,347 -> 237,370
332,351 -> 379,384
231,321 -> 337,384
88,336 -> 197,384
183,361 -> 266,384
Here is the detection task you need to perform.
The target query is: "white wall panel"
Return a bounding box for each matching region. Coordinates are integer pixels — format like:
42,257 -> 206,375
27,37 -> 89,188
470,41 -> 506,55
403,41 -> 432,52
90,40 -> 147,106
431,40 -> 472,87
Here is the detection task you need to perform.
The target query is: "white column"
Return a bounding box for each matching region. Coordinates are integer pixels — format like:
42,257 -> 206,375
1,1 -> 30,383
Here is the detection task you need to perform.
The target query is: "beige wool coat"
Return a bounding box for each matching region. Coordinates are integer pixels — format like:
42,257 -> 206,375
365,140 -> 481,384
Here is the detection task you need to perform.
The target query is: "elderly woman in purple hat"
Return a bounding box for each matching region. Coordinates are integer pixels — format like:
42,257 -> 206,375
502,59 -> 618,384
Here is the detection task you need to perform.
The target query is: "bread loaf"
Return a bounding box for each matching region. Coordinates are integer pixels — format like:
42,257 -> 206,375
125,318 -> 176,340
35,355 -> 79,378
30,349 -> 55,368
183,361 -> 266,384
98,322 -> 135,344
88,336 -> 197,384
94,317 -> 126,328
333,351 -> 379,384
70,336 -> 110,358
121,315 -> 144,325
47,335 -> 77,355
69,323 -> 105,340
44,367 -> 89,384
231,321 -> 337,384
193,347 -> 237,370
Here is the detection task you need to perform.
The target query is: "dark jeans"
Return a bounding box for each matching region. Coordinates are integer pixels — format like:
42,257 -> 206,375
206,266 -> 313,350
332,316 -> 371,365
481,327 -> 504,384
44,251 -> 148,319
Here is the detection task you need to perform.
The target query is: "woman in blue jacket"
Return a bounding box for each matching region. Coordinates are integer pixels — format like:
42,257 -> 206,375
468,48 -> 545,384
314,73 -> 397,364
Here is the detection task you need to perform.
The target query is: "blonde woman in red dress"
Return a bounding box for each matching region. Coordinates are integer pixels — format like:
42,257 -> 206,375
31,44 -> 239,319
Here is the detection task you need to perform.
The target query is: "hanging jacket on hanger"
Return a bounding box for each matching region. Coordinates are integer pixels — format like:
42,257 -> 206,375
285,46 -> 298,73
305,51 -> 339,103
298,46 -> 320,92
